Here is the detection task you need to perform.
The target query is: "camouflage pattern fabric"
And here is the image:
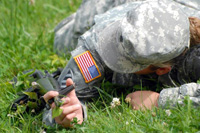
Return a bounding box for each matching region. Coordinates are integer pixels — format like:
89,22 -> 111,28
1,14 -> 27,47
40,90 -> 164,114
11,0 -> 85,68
54,0 -> 200,54
159,82 -> 200,108
42,109 -> 55,126
94,0 -> 189,73
54,0 -> 145,54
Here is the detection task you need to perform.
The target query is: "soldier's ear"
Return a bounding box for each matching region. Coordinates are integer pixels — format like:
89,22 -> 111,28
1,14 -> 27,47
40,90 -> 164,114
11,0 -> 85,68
155,66 -> 171,76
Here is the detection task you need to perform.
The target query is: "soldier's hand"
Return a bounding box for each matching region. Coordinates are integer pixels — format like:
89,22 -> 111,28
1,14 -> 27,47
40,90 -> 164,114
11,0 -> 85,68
126,91 -> 159,110
43,78 -> 83,128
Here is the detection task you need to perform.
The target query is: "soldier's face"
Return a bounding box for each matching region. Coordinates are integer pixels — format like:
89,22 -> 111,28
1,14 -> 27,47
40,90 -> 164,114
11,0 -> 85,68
135,65 -> 171,75
134,65 -> 159,75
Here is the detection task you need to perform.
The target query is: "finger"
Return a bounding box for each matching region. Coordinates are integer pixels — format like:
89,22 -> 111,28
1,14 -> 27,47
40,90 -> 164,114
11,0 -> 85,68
65,113 -> 76,121
67,89 -> 76,98
43,91 -> 59,102
61,113 -> 77,128
55,112 -> 75,126
59,104 -> 81,121
66,78 -> 74,87
51,102 -> 56,108
60,117 -> 74,127
61,97 -> 70,106
66,78 -> 76,98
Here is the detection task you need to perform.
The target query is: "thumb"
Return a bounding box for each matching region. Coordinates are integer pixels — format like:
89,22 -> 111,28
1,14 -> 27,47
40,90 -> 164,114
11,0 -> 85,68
66,78 -> 76,97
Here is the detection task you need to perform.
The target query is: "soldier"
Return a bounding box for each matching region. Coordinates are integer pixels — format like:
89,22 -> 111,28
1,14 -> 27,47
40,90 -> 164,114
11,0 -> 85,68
43,0 -> 200,128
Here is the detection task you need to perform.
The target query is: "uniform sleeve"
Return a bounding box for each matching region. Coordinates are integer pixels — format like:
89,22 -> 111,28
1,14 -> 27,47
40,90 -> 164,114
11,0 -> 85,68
158,82 -> 200,108
56,45 -> 104,120
58,45 -> 105,100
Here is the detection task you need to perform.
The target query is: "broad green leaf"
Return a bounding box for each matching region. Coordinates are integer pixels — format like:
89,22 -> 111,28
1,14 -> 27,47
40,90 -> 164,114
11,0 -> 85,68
16,81 -> 23,87
23,92 -> 38,100
52,59 -> 58,66
21,69 -> 35,79
52,107 -> 63,118
52,97 -> 65,118
50,54 -> 66,66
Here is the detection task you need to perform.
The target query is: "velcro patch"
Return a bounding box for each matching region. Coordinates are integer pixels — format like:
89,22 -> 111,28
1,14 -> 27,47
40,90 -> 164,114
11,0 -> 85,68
74,51 -> 101,83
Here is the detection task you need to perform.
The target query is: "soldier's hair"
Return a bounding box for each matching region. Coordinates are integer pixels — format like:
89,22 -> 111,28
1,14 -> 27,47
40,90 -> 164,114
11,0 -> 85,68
189,17 -> 200,47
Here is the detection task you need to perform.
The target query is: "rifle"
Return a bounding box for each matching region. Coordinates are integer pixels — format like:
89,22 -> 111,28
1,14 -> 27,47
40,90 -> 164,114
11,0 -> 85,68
10,68 -> 74,114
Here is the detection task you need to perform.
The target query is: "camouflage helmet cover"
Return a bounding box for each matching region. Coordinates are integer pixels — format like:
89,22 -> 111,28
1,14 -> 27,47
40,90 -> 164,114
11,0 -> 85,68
96,0 -> 190,73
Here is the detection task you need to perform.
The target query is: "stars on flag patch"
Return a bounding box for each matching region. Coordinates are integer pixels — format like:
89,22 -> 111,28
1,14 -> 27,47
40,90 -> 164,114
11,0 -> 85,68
74,51 -> 101,83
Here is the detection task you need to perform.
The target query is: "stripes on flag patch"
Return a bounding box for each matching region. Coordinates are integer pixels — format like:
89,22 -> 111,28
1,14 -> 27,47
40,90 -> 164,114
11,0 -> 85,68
74,51 -> 101,83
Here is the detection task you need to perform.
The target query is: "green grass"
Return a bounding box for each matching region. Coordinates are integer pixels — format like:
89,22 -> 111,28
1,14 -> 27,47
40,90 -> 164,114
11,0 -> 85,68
0,0 -> 200,132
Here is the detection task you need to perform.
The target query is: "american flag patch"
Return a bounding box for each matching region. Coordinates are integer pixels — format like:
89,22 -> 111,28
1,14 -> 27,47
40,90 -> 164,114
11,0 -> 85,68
74,51 -> 101,83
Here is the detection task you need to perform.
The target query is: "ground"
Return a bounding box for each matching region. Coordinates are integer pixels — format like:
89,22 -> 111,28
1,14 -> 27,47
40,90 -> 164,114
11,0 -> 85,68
0,0 -> 199,132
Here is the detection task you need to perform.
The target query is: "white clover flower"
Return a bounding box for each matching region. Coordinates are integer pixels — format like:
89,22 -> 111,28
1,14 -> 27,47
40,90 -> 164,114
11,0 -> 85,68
126,121 -> 129,125
32,82 -> 39,89
111,102 -> 116,108
118,113 -> 122,116
110,98 -> 120,108
113,98 -> 120,103
165,109 -> 171,116
125,97 -> 131,103
31,109 -> 35,113
131,120 -> 134,123
31,82 -> 38,86
7,114 -> 13,117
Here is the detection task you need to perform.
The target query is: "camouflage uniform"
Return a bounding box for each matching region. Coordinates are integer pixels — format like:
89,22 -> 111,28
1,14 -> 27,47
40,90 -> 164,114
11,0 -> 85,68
43,0 -> 200,126
54,0 -> 200,54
